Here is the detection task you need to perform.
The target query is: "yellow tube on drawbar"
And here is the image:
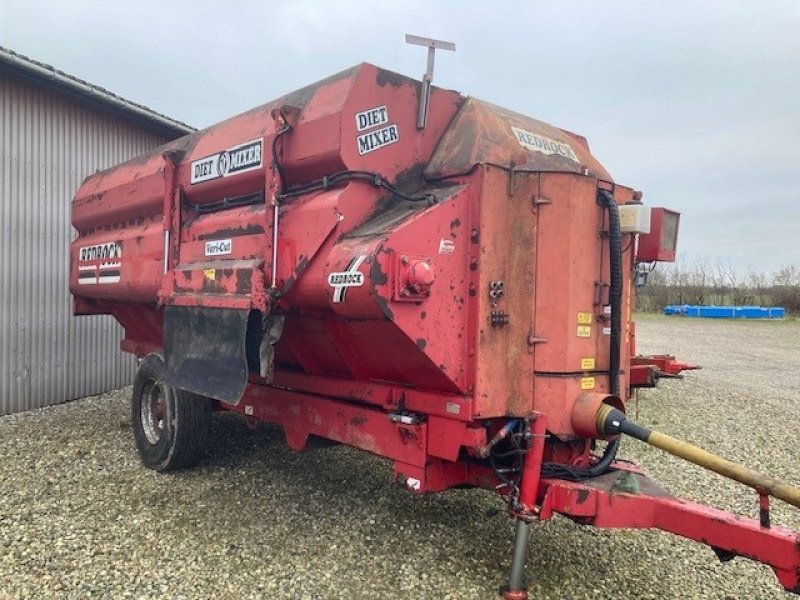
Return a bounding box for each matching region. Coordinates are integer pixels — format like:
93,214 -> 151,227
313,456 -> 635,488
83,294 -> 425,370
595,404 -> 800,510
646,430 -> 800,510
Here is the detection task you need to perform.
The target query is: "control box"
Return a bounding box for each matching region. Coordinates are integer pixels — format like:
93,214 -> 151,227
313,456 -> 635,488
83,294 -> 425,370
636,207 -> 680,262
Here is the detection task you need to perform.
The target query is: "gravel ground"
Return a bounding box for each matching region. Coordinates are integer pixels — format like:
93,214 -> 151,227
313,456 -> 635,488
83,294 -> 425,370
1,316 -> 799,599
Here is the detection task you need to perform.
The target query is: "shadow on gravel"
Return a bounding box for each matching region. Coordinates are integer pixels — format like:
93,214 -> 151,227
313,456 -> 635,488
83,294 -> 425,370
188,411 -> 689,598
203,412 -> 492,520
202,414 -> 503,525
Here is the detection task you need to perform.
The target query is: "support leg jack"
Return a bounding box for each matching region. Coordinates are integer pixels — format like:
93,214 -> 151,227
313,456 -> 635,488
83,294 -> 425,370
501,519 -> 532,600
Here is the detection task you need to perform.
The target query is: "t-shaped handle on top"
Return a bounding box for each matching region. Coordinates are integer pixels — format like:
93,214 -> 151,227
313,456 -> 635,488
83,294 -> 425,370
405,34 -> 456,129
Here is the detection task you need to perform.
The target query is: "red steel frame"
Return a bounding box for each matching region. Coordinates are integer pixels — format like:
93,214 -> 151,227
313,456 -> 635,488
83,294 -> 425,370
540,474 -> 800,592
223,383 -> 800,594
628,321 -> 701,388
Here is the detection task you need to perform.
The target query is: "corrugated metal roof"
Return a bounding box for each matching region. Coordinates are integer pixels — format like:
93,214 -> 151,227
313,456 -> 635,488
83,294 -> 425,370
0,45 -> 195,138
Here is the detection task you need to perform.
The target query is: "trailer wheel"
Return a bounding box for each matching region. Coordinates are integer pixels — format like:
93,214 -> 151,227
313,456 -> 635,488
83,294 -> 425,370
131,353 -> 211,472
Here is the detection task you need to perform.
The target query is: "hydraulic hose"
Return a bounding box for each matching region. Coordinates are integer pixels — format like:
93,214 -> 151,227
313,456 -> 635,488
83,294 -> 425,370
278,169 -> 435,204
588,190 -> 623,475
598,189 -> 622,397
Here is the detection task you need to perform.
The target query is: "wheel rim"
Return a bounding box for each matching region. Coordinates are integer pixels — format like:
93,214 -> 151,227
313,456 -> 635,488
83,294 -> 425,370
140,381 -> 166,444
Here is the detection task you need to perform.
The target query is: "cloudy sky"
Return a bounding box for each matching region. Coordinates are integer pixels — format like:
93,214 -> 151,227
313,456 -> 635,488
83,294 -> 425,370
2,1 -> 798,273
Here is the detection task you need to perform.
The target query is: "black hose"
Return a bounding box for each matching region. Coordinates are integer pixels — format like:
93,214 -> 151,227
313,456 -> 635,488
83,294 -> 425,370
183,191 -> 263,214
587,189 -> 623,476
278,169 -> 435,204
266,124 -> 436,206
599,189 -> 623,397
188,127 -> 432,216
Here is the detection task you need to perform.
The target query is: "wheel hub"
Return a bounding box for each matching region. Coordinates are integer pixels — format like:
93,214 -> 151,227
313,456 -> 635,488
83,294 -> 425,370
140,381 -> 166,444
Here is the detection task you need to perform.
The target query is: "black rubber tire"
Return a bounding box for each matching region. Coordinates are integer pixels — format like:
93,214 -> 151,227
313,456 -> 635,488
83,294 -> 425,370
131,353 -> 212,472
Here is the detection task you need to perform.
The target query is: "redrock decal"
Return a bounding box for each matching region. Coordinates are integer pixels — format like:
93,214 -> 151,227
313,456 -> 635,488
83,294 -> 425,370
78,241 -> 122,262
511,126 -> 579,163
77,241 -> 123,285
328,255 -> 367,303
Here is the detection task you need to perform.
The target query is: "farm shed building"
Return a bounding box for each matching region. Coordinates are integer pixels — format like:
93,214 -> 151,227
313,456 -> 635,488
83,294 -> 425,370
0,47 -> 194,415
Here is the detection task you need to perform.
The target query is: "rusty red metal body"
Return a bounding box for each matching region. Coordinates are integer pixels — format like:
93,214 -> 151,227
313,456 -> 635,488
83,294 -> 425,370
70,64 -> 800,596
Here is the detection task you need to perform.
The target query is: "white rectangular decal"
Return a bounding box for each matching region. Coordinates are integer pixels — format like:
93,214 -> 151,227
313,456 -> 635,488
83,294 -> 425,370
355,105 -> 389,132
438,239 -> 455,255
205,239 -> 232,256
356,124 -> 399,155
511,126 -> 579,163
77,241 -> 123,285
191,139 -> 263,184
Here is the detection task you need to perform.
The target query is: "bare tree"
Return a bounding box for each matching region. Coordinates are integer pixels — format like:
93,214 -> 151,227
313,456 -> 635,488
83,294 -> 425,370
769,265 -> 800,313
634,260 -> 800,316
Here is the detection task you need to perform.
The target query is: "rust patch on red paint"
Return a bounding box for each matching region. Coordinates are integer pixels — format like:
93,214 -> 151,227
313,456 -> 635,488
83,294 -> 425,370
375,69 -> 410,88
369,253 -> 394,321
235,269 -> 252,295
449,217 -> 461,239
197,224 -> 265,240
424,97 -> 612,181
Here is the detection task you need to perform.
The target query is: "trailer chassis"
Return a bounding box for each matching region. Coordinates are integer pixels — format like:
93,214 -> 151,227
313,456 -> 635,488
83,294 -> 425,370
222,383 -> 800,598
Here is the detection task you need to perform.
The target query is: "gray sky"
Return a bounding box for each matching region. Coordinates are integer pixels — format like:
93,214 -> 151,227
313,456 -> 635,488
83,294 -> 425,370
2,1 -> 798,274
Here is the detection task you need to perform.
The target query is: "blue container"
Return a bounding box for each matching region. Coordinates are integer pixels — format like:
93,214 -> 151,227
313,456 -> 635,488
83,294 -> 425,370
663,305 -> 785,319
735,306 -> 762,319
700,306 -> 736,318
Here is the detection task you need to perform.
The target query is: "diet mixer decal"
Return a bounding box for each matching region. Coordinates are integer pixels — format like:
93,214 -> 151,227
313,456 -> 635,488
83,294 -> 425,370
355,105 -> 389,131
328,255 -> 367,303
77,240 -> 122,285
191,139 -> 263,184
354,105 -> 399,156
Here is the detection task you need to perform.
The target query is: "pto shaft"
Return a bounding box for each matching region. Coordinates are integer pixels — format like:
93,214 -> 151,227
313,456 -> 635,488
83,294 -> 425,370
597,405 -> 800,510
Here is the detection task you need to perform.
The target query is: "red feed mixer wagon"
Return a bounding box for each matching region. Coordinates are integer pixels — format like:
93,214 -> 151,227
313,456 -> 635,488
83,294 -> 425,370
70,62 -> 800,597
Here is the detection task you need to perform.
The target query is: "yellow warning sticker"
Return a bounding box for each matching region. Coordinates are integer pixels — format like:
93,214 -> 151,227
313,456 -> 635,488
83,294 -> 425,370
577,311 -> 593,324
577,325 -> 592,338
581,357 -> 596,370
203,268 -> 216,281
580,376 -> 596,390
